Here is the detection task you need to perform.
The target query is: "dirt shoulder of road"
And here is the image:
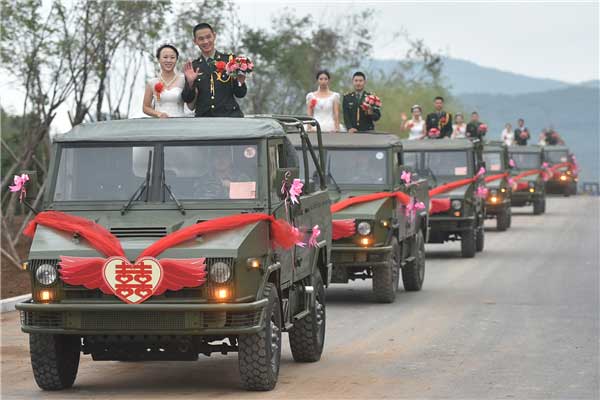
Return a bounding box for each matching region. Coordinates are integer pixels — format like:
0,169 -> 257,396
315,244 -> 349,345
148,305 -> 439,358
1,238 -> 31,299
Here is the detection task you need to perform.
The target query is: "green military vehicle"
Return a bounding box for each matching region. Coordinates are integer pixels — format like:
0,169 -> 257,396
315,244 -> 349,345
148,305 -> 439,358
482,141 -> 512,231
16,116 -> 333,391
289,134 -> 429,303
508,145 -> 546,215
543,145 -> 577,196
402,138 -> 486,258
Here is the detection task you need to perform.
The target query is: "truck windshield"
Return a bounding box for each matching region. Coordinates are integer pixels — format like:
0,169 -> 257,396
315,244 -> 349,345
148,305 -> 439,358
163,144 -> 258,200
54,146 -> 153,201
402,151 -> 421,170
509,152 -> 540,170
423,151 -> 470,177
328,149 -> 387,185
483,152 -> 503,172
545,150 -> 568,164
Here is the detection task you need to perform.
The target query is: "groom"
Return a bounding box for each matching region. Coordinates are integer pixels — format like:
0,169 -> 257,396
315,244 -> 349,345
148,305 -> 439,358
181,23 -> 247,117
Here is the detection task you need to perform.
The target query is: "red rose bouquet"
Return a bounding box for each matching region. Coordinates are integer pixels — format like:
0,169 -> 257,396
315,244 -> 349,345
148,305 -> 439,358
428,128 -> 441,138
226,55 -> 254,76
519,130 -> 528,139
360,94 -> 382,112
478,124 -> 488,133
154,82 -> 164,101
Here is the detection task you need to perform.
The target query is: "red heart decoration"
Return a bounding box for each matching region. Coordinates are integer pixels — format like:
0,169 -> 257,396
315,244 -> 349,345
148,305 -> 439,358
102,256 -> 163,304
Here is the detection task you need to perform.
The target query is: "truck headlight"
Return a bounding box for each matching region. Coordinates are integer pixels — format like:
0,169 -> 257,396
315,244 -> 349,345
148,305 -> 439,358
35,264 -> 58,286
357,221 -> 372,236
451,200 -> 462,210
210,262 -> 232,283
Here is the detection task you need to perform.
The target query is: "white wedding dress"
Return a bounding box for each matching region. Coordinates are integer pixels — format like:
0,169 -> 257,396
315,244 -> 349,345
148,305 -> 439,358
306,92 -> 345,132
149,73 -> 186,117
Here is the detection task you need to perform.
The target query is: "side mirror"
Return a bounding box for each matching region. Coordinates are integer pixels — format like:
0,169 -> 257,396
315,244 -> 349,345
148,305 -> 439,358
23,170 -> 39,201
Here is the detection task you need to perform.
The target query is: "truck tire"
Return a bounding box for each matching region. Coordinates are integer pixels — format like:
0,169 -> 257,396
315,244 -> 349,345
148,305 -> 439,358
238,283 -> 281,391
461,227 -> 476,258
533,198 -> 544,215
30,333 -> 80,391
476,224 -> 485,252
402,231 -> 425,291
289,272 -> 326,362
507,207 -> 512,228
496,208 -> 509,231
372,237 -> 400,303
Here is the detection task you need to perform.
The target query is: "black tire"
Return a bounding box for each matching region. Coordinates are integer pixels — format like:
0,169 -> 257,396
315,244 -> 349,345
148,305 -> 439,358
541,197 -> 546,213
30,334 -> 80,391
402,231 -> 425,291
475,223 -> 485,252
496,208 -> 509,231
238,283 -> 281,391
372,237 -> 400,303
533,198 -> 544,215
289,272 -> 326,362
461,227 -> 476,258
507,207 -> 512,228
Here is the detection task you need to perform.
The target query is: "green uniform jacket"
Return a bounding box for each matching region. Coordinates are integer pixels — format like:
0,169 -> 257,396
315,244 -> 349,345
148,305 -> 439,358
342,91 -> 381,132
425,111 -> 453,138
181,50 -> 247,117
466,120 -> 486,140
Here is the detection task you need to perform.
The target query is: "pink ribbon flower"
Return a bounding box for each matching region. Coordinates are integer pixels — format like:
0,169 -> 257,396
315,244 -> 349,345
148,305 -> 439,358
9,173 -> 29,202
475,186 -> 489,199
475,167 -> 486,178
401,170 -> 411,185
293,226 -> 307,248
289,178 -> 304,204
541,162 -> 549,168
509,159 -> 516,168
308,225 -> 321,248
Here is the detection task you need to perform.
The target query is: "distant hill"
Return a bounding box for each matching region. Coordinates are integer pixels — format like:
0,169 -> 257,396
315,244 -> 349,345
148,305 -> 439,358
364,57 -> 571,95
460,85 -> 599,183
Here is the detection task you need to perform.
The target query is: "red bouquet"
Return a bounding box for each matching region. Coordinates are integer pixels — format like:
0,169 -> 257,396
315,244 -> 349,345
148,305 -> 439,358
360,94 -> 382,112
478,124 -> 488,133
215,61 -> 226,73
309,98 -> 317,109
440,116 -> 447,126
226,55 -> 254,76
428,128 -> 441,138
519,130 -> 528,139
154,82 -> 164,101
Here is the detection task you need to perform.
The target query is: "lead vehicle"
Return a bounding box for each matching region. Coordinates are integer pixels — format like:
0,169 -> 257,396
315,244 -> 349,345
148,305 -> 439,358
290,134 -> 429,303
508,145 -> 546,215
16,116 -> 332,391
402,139 -> 486,258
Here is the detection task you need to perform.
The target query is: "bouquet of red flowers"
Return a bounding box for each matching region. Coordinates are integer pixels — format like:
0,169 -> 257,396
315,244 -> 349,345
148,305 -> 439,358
309,98 -> 317,109
360,94 -> 382,112
154,82 -> 164,101
519,130 -> 528,139
428,128 -> 441,138
477,124 -> 488,133
226,55 -> 254,76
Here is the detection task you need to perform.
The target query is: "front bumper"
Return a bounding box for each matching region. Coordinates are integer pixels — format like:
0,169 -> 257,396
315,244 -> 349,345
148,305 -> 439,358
485,200 -> 510,215
331,244 -> 392,269
16,299 -> 267,335
545,179 -> 573,194
511,190 -> 542,206
429,216 -> 475,233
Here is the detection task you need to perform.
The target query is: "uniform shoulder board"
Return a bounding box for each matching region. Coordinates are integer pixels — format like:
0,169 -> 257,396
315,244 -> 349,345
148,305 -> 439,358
343,92 -> 353,97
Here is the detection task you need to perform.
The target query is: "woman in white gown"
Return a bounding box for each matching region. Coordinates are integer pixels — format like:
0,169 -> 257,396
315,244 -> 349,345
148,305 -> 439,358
306,70 -> 344,132
143,44 -> 188,118
401,104 -> 426,140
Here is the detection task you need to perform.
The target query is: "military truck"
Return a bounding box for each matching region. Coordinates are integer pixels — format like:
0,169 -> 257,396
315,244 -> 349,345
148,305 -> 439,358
290,133 -> 428,303
483,141 -> 512,231
16,116 -> 333,391
543,145 -> 577,196
508,145 -> 546,215
402,138 -> 486,258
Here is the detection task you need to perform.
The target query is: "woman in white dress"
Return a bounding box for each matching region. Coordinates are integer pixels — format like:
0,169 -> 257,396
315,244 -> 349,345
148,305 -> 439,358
501,123 -> 514,146
306,70 -> 343,132
401,104 -> 426,140
143,44 -> 188,118
451,113 -> 467,139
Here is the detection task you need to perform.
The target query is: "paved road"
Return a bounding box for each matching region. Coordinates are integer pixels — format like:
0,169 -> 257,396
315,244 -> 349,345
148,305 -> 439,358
2,196 -> 598,399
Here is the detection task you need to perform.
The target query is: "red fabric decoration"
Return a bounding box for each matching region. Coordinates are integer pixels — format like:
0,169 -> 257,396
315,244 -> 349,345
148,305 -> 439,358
332,219 -> 356,240
549,162 -> 573,172
515,182 -> 530,191
484,173 -> 508,183
24,211 -> 125,257
430,198 -> 451,215
512,169 -> 541,182
330,192 -> 411,214
428,177 -> 477,197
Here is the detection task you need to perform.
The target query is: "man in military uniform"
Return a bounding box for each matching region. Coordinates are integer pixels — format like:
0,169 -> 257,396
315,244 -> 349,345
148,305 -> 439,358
425,96 -> 452,138
465,111 -> 487,140
513,118 -> 530,145
181,23 -> 247,117
342,72 -> 381,133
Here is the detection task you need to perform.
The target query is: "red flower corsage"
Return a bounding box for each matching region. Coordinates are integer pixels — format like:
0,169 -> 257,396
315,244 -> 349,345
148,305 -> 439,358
154,82 -> 164,101
309,98 -> 317,109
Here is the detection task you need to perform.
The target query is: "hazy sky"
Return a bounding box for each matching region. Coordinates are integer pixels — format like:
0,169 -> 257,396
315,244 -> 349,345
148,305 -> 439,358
235,0 -> 599,83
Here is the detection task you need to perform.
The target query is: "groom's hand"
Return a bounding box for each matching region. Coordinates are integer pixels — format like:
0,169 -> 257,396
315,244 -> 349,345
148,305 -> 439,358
183,60 -> 200,85
236,74 -> 246,86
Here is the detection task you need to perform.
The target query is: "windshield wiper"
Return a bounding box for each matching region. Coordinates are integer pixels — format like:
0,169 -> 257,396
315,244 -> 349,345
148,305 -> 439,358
121,150 -> 152,215
161,153 -> 186,215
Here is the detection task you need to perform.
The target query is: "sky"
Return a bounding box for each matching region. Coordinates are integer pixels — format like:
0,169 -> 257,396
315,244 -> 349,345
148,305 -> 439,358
0,0 -> 598,133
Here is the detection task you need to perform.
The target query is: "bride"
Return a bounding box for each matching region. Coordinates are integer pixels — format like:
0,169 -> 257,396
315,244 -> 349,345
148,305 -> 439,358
306,70 -> 343,132
143,44 -> 189,118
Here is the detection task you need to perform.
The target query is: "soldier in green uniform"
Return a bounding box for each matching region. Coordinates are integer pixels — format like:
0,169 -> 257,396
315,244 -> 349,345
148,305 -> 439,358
425,96 -> 452,138
465,111 -> 487,140
181,23 -> 247,117
342,72 -> 381,132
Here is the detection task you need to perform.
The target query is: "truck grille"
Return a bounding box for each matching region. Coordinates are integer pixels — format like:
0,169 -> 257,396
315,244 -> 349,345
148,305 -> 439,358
110,227 -> 167,238
21,311 -> 63,328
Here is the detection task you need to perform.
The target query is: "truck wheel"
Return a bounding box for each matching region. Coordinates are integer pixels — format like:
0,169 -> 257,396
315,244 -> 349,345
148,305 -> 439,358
30,334 -> 80,391
289,272 -> 326,362
533,198 -> 544,215
372,237 -> 400,303
402,231 -> 425,291
496,208 -> 509,231
238,283 -> 281,391
461,227 -> 476,258
507,207 -> 512,228
476,224 -> 485,252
